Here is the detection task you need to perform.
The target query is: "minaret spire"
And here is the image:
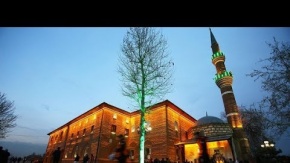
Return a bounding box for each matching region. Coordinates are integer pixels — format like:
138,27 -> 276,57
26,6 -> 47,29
209,28 -> 220,54
210,29 -> 251,162
209,28 -> 217,45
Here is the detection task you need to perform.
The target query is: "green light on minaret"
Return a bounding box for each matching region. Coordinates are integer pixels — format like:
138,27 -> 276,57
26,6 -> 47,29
211,51 -> 224,60
214,71 -> 233,82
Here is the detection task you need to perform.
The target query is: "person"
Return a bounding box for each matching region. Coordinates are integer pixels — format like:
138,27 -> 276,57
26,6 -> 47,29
115,134 -> 129,163
83,153 -> 90,163
153,158 -> 160,163
74,154 -> 80,163
0,146 -> 4,163
52,147 -> 61,163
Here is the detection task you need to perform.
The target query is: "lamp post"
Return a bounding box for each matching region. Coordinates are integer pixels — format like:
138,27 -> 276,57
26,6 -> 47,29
137,121 -> 152,134
260,140 -> 275,162
261,141 -> 275,148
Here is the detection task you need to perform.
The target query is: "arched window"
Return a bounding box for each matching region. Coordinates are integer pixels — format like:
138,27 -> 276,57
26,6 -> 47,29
59,131 -> 63,141
174,121 -> 179,137
74,145 -> 79,158
174,121 -> 178,131
111,125 -> 117,134
84,146 -> 89,156
91,125 -> 94,134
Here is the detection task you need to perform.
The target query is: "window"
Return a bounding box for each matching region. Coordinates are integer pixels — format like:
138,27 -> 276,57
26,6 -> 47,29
84,146 -> 89,156
74,145 -> 79,157
77,131 -> 80,138
113,113 -> 117,119
111,125 -> 116,134
91,125 -> 94,134
130,150 -> 134,160
125,129 -> 129,137
131,126 -> 135,132
145,148 -> 151,159
174,121 -> 178,131
55,135 -> 58,143
83,128 -> 86,136
185,131 -> 188,139
59,131 -> 63,141
71,133 -> 74,139
175,121 -> 179,137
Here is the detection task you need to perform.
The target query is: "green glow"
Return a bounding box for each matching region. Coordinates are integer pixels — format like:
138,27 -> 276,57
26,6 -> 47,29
140,143 -> 145,163
214,71 -> 233,82
211,51 -> 224,60
139,118 -> 145,163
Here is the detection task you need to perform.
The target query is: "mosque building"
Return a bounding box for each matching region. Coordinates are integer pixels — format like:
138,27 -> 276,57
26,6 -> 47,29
44,29 -> 251,163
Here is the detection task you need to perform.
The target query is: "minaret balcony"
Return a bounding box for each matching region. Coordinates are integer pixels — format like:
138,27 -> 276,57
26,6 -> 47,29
214,71 -> 233,87
212,52 -> 225,64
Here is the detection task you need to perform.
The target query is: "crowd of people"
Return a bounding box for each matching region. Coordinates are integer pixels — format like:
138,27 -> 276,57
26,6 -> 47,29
52,147 -> 95,163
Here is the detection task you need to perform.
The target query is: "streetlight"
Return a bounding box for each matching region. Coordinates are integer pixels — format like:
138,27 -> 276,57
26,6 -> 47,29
260,140 -> 276,162
261,140 -> 275,148
137,121 -> 152,134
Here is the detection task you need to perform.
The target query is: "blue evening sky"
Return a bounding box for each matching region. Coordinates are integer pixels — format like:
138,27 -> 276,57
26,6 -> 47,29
0,27 -> 289,154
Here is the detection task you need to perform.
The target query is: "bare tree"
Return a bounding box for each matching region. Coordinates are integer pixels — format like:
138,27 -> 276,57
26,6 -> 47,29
239,105 -> 270,155
0,92 -> 17,138
247,38 -> 290,137
118,27 -> 173,163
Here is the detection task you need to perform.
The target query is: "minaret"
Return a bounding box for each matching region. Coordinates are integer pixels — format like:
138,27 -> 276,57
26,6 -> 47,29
209,28 -> 251,161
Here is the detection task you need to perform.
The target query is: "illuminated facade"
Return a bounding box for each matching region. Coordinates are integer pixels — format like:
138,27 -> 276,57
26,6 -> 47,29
210,28 -> 251,161
44,100 -> 197,163
175,115 -> 235,163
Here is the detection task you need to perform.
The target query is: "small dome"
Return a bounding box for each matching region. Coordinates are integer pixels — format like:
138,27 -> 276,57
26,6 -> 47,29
196,115 -> 225,126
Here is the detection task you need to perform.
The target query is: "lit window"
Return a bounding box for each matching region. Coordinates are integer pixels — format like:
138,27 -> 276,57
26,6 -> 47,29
74,145 -> 79,157
126,118 -> 129,124
130,150 -> 134,160
113,113 -> 117,119
55,135 -> 58,143
131,126 -> 135,132
91,125 -> 94,134
175,121 -> 179,137
59,131 -> 63,142
111,125 -> 117,134
174,121 -> 178,131
145,148 -> 151,159
84,146 -> 89,156
125,129 -> 129,137
83,129 -> 86,136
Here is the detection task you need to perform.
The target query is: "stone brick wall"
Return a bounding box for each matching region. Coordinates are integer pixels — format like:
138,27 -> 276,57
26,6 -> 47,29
192,123 -> 232,137
44,101 -> 197,163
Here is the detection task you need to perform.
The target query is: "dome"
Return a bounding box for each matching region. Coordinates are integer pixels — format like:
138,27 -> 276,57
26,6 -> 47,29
196,115 -> 225,126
